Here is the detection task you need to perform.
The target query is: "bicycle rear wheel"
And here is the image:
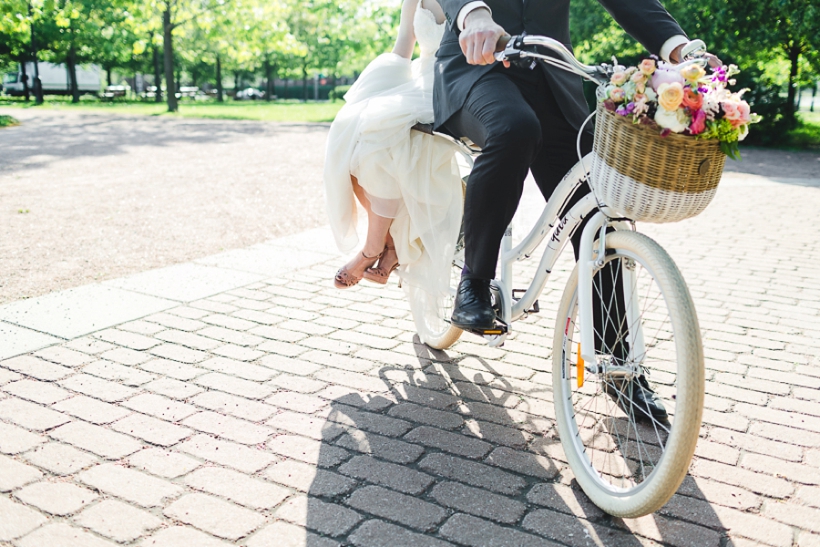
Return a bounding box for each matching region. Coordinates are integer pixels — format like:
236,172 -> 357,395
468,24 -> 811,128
416,239 -> 463,350
552,231 -> 704,517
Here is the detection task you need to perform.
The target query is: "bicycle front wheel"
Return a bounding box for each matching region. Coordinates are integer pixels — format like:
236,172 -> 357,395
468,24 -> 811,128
552,230 -> 704,517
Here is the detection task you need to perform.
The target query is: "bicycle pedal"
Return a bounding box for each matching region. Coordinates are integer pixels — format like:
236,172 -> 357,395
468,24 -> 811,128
465,321 -> 508,338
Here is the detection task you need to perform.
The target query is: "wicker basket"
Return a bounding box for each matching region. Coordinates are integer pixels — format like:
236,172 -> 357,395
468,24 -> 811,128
590,102 -> 726,223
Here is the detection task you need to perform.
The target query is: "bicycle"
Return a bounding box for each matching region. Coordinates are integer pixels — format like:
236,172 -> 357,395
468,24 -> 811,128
411,35 -> 708,517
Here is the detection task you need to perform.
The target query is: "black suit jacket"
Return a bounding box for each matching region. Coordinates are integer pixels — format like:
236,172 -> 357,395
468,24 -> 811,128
433,0 -> 686,130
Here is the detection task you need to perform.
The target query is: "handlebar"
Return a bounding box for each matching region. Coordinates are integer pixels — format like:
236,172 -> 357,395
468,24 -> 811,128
494,35 -> 710,85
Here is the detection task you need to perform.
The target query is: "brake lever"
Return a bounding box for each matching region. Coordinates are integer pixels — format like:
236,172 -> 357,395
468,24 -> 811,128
494,34 -> 524,63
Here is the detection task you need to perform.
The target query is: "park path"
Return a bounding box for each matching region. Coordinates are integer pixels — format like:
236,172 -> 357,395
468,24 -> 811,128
1,111 -> 820,546
0,108 -> 329,304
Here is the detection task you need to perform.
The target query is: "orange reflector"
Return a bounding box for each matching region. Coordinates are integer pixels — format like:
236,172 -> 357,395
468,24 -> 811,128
577,343 -> 585,388
483,329 -> 502,335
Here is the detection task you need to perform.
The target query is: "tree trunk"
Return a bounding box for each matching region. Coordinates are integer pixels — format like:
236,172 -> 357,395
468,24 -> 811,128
28,1 -> 43,104
162,9 -> 178,112
67,46 -> 79,104
302,60 -> 307,102
264,58 -> 272,101
284,77 -> 288,99
106,67 -> 112,87
20,60 -> 30,102
811,82 -> 816,113
215,54 -> 224,102
234,72 -> 239,100
153,44 -> 162,102
786,43 -> 800,124
176,69 -> 181,98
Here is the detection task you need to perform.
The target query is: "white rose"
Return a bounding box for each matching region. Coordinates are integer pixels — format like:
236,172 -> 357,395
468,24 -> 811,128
654,105 -> 689,133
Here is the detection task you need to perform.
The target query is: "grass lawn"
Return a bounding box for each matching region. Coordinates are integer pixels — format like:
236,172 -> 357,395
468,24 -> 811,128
0,97 -> 343,123
0,114 -> 19,127
791,111 -> 820,148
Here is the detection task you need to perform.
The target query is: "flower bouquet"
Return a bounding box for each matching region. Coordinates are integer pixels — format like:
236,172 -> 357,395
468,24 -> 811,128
600,59 -> 760,160
588,58 -> 760,223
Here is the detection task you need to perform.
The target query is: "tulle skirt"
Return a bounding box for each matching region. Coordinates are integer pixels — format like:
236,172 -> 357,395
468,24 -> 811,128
323,53 -> 463,341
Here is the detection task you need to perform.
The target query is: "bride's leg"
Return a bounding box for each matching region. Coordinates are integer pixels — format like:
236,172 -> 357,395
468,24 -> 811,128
335,176 -> 392,287
352,176 -> 393,257
353,178 -> 399,284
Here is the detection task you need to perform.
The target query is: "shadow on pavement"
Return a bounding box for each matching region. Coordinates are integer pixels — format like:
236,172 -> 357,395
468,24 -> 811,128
301,336 -> 729,546
0,112 -> 328,174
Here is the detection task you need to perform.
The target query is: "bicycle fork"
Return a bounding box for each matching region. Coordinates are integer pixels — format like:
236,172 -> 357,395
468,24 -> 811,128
576,212 -> 646,369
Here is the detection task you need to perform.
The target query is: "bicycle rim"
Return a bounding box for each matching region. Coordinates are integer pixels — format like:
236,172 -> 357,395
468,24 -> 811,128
417,242 -> 463,350
553,231 -> 704,517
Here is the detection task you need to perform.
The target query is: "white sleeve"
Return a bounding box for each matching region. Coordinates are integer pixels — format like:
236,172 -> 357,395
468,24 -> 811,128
659,35 -> 689,63
457,1 -> 492,31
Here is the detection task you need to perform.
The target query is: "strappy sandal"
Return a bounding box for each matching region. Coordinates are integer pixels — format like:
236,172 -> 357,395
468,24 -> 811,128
363,245 -> 399,285
334,250 -> 382,289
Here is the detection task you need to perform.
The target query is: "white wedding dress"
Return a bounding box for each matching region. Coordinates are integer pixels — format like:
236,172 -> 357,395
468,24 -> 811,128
324,0 -> 463,341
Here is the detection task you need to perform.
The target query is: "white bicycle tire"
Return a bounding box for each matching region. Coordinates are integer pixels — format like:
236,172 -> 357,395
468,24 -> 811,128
552,230 -> 704,517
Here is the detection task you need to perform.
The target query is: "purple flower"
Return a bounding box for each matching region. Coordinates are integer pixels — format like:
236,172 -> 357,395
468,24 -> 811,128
616,102 -> 636,116
651,65 -> 684,90
711,66 -> 727,83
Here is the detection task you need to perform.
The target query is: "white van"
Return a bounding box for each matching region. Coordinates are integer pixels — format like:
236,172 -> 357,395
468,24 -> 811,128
2,62 -> 101,96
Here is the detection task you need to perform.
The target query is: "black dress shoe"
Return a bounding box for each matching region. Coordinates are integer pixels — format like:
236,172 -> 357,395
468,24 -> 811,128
604,374 -> 670,426
450,278 -> 496,330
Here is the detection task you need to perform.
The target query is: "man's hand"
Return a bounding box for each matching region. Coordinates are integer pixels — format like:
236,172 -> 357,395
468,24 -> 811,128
460,8 -> 506,66
670,43 -> 723,68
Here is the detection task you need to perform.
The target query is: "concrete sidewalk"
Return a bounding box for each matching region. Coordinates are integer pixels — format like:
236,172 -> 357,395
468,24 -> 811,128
1,172 -> 820,547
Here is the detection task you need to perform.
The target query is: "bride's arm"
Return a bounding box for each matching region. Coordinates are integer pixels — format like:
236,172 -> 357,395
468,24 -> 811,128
391,0 -> 418,59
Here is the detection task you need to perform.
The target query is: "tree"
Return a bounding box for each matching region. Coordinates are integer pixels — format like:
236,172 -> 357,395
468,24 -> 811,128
147,0 -> 231,112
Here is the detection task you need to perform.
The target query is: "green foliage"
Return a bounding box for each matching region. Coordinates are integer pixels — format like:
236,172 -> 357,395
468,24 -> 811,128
0,114 -> 20,127
786,118 -> 820,148
731,66 -> 796,146
329,84 -> 351,101
0,97 -> 342,121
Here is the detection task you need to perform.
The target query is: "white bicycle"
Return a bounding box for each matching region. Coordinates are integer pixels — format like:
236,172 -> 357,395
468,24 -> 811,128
413,36 -> 707,517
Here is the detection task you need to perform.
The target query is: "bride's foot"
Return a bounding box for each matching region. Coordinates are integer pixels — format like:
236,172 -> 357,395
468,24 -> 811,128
363,245 -> 399,285
334,249 -> 383,289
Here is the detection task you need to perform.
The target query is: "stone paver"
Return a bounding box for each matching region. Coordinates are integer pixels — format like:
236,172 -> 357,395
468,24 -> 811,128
0,495 -> 47,541
0,140 -> 818,546
74,499 -> 163,543
14,480 -> 98,515
164,493 -> 266,540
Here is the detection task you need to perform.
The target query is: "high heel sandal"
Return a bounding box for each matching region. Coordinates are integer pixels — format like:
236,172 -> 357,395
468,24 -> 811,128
334,250 -> 382,289
363,245 -> 399,285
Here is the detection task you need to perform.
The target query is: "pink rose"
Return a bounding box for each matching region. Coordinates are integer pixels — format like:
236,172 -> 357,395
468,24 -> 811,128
610,87 -> 626,103
689,108 -> 706,135
737,101 -> 751,124
651,65 -> 684,91
610,71 -> 627,85
722,101 -> 742,126
639,59 -> 656,76
630,71 -> 646,84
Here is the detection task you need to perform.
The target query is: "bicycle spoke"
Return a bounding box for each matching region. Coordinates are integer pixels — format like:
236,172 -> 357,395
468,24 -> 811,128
565,248 -> 679,492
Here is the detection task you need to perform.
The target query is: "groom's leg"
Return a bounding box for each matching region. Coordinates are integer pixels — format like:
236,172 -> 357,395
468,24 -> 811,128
522,76 -> 631,360
442,66 -> 543,280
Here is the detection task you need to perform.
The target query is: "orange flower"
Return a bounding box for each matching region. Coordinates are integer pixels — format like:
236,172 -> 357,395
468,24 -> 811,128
681,88 -> 703,110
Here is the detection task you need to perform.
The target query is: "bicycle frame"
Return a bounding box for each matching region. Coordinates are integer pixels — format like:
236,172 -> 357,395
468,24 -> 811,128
428,33 -> 708,351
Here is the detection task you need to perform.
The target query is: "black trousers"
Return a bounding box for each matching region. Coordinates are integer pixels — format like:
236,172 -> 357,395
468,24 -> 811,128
443,63 -> 593,278
443,64 -> 628,357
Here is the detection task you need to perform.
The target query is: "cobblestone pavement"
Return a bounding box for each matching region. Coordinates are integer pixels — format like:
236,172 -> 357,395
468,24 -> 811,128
1,165 -> 820,546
